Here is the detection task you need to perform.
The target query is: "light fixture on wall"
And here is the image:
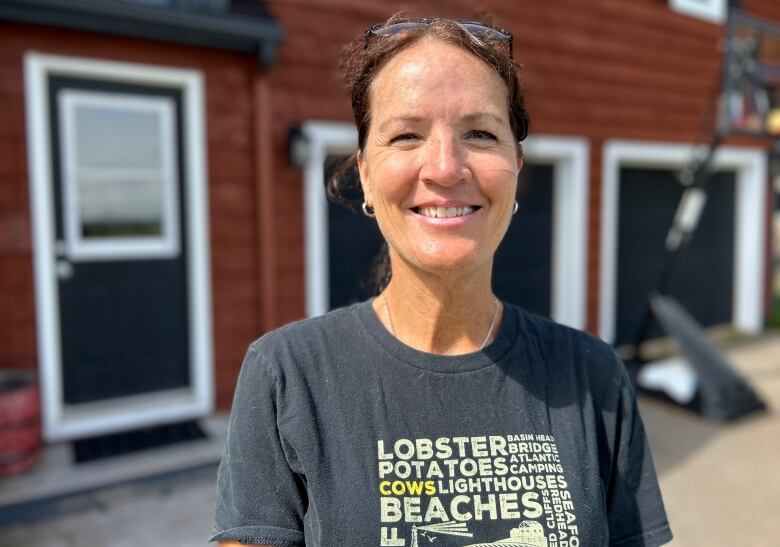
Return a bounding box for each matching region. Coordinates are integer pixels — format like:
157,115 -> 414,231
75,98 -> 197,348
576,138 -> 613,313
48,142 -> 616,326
288,126 -> 311,168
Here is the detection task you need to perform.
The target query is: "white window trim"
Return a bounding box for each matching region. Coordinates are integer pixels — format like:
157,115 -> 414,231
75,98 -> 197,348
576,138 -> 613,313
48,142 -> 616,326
599,139 -> 767,344
301,121 -> 590,330
669,0 -> 727,25
25,52 -> 213,441
60,90 -> 181,261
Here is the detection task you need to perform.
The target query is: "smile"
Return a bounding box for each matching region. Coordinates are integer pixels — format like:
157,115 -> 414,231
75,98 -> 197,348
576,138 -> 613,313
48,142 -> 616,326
412,205 -> 481,218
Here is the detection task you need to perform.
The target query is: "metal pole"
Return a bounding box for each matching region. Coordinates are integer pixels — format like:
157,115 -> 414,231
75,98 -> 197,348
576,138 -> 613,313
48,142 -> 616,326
630,131 -> 724,360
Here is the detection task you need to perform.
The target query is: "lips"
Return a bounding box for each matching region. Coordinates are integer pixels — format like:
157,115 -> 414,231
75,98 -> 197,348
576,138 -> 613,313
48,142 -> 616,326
411,205 -> 482,219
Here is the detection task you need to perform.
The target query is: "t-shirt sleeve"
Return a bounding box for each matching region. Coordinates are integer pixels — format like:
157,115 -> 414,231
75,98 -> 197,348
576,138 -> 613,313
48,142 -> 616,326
605,364 -> 673,547
210,342 -> 307,546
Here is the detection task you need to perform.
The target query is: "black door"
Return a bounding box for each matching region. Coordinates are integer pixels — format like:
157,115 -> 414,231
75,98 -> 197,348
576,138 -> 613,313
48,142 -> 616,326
326,156 -> 385,309
493,163 -> 554,317
49,76 -> 190,404
326,158 -> 554,317
615,168 -> 736,346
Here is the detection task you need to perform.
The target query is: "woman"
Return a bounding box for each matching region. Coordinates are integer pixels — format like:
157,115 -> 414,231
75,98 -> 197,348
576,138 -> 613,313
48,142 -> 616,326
212,17 -> 672,547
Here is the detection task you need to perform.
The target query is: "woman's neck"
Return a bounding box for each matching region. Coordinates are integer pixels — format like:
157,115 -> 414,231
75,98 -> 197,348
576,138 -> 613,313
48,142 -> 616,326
372,257 -> 502,355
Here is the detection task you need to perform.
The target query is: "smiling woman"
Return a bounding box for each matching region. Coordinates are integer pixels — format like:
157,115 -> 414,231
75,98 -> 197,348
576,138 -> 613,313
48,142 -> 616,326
357,38 -> 521,323
211,15 -> 672,547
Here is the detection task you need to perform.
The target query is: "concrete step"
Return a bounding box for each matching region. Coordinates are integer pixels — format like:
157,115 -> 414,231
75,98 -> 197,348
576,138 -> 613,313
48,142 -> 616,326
0,414 -> 227,525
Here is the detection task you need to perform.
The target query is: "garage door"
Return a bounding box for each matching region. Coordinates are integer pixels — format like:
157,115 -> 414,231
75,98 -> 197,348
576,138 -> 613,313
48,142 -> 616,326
615,168 -> 736,346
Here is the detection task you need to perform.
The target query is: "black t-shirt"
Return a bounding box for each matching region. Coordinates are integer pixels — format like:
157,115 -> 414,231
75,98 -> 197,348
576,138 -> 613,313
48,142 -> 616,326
211,301 -> 672,546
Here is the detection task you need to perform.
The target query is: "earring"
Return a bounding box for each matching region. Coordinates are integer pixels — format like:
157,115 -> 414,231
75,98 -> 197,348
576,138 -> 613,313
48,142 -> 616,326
513,200 -> 519,215
362,202 -> 376,218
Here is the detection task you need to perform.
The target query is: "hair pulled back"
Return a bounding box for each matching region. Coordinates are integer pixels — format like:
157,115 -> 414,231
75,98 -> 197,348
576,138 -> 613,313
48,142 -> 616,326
327,14 -> 531,292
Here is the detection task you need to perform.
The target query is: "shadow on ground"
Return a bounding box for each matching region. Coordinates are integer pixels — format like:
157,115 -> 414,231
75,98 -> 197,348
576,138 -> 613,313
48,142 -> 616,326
638,396 -> 769,475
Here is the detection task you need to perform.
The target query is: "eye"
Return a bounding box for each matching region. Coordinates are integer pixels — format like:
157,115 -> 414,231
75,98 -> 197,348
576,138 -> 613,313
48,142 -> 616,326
389,133 -> 420,144
467,129 -> 498,141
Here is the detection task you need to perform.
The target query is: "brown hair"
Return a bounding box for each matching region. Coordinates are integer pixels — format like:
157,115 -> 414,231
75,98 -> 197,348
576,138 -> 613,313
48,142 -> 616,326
327,15 -> 531,291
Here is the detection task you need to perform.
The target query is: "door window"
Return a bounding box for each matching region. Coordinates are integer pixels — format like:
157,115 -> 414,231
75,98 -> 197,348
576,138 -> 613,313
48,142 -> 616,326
60,90 -> 180,260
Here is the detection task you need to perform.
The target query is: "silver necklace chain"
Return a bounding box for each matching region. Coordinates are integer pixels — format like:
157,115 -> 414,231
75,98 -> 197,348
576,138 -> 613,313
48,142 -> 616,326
382,295 -> 500,351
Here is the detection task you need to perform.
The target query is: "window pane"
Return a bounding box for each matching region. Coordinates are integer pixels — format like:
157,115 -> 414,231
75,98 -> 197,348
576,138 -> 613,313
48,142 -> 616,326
75,104 -> 163,169
78,171 -> 164,237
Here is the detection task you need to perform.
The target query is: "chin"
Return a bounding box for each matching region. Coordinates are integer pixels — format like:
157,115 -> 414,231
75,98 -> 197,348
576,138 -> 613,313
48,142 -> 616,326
409,246 -> 489,275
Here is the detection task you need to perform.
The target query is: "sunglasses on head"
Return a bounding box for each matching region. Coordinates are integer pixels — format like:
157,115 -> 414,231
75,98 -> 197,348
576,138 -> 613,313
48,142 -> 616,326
364,18 -> 514,58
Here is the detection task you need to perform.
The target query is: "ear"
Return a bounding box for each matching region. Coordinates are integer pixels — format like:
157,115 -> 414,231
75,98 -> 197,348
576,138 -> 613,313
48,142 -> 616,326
515,143 -> 524,174
357,150 -> 373,206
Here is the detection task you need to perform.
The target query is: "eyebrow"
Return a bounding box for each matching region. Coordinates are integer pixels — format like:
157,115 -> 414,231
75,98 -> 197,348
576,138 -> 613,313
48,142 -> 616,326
378,112 -> 504,133
462,112 -> 504,125
378,116 -> 422,133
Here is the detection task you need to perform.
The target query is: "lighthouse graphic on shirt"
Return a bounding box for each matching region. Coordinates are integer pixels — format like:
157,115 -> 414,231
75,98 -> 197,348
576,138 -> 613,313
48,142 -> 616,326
377,434 -> 579,546
464,521 -> 548,547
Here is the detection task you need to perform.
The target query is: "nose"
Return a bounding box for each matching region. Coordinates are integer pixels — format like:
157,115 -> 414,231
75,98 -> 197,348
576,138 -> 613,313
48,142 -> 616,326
418,132 -> 471,187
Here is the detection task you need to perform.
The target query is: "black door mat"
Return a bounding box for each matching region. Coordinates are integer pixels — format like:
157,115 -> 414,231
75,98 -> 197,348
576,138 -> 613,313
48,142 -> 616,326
72,420 -> 207,463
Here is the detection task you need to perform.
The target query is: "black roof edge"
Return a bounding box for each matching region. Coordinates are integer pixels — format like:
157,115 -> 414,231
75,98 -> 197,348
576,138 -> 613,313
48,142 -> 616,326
0,0 -> 284,69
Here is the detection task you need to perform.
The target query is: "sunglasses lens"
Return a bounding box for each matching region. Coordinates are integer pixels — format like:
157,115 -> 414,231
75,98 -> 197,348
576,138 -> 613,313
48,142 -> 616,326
370,21 -> 429,37
370,21 -> 510,41
366,20 -> 513,57
461,23 -> 511,42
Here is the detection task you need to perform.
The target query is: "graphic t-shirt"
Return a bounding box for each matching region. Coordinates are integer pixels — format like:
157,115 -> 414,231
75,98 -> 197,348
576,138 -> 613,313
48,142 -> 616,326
211,301 -> 673,546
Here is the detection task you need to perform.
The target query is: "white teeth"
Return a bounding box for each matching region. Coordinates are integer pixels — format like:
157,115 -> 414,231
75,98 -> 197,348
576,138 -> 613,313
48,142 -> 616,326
418,206 -> 475,218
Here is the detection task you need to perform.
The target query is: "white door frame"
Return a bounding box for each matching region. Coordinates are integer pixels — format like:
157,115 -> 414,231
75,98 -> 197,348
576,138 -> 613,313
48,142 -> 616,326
300,121 -> 359,321
524,136 -> 589,329
599,139 -> 767,344
300,120 -> 590,329
25,53 -> 214,441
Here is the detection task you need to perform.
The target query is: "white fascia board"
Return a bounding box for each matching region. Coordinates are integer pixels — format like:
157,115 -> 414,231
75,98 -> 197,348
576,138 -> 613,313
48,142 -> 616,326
669,0 -> 727,25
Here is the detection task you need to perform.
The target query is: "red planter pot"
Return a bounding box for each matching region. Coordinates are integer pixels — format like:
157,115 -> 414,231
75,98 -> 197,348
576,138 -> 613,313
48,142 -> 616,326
0,371 -> 42,478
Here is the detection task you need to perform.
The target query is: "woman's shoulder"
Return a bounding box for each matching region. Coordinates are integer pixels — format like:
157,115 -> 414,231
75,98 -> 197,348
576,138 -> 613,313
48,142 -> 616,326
507,302 -> 616,357
256,301 -> 362,341
506,302 -> 630,398
244,301 -> 368,372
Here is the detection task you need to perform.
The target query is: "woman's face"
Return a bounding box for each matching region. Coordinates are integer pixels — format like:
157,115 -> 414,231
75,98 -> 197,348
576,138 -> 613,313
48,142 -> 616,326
358,38 -> 522,278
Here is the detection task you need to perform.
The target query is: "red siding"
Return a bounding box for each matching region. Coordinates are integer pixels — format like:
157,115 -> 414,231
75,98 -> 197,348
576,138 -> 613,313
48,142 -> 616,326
0,0 -> 778,411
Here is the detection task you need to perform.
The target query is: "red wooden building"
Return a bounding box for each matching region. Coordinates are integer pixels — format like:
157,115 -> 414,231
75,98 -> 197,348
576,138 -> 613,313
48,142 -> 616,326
0,0 -> 777,442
